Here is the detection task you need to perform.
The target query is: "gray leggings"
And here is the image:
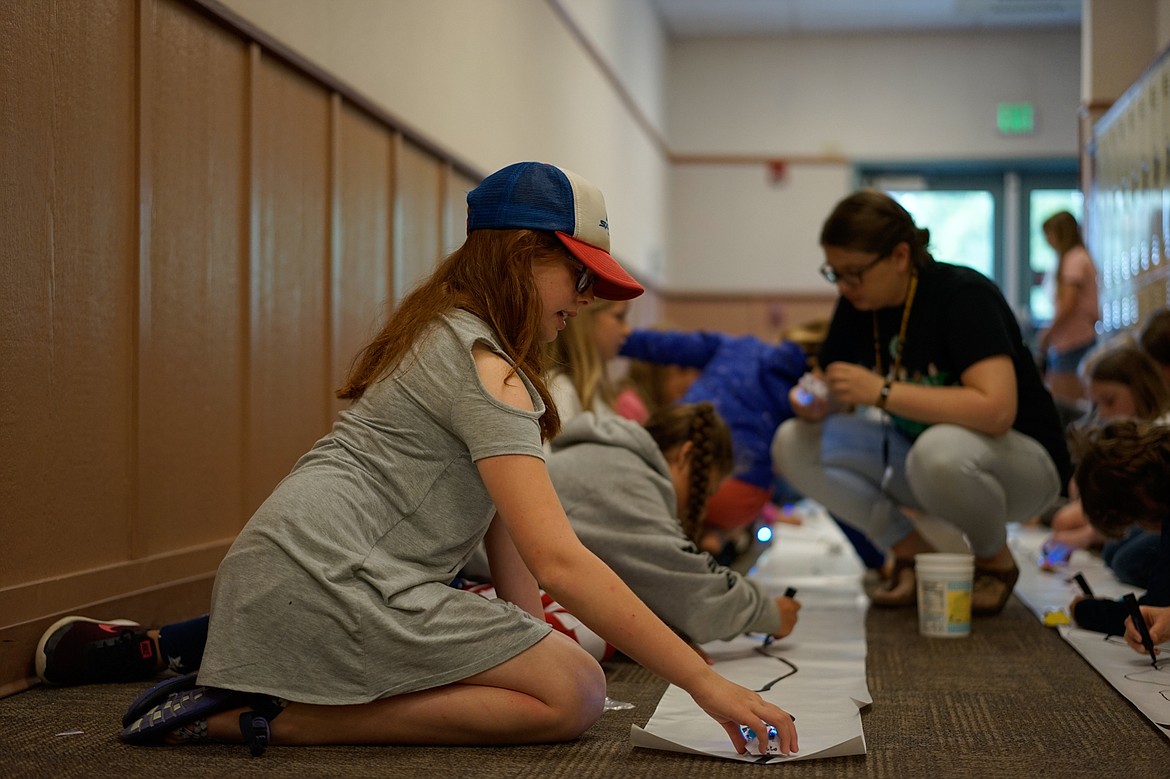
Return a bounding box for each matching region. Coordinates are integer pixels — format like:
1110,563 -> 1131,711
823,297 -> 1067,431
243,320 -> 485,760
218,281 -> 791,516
772,414 -> 1061,558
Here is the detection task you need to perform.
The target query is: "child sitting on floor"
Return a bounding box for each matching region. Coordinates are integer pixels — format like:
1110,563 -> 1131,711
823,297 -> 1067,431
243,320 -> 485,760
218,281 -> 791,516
1045,345 -> 1170,587
1069,419 -> 1170,635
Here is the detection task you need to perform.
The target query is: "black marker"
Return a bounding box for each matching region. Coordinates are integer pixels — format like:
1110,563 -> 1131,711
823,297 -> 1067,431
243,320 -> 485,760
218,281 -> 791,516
783,587 -> 798,598
1072,573 -> 1094,598
1123,593 -> 1159,667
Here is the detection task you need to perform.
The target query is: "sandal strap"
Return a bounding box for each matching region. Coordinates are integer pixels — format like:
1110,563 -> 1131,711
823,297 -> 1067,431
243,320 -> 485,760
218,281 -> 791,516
239,711 -> 271,757
238,697 -> 286,758
881,558 -> 916,593
972,564 -> 1021,615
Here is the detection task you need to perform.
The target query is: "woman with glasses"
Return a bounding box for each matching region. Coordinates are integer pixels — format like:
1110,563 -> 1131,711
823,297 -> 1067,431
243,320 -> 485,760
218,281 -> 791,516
108,162 -> 797,757
772,189 -> 1071,615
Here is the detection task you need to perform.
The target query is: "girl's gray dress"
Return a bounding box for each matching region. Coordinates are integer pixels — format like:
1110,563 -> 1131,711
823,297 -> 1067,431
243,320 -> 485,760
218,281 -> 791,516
198,310 -> 553,704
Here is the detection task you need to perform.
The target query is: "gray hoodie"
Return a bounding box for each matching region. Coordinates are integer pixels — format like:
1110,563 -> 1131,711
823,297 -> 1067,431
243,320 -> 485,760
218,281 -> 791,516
549,413 -> 782,643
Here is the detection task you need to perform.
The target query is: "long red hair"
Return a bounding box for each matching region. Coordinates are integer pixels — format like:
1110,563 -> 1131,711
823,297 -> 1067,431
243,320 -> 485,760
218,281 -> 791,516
338,228 -> 567,441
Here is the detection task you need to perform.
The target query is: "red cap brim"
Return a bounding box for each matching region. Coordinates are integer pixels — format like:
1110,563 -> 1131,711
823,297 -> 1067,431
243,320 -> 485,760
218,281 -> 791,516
556,232 -> 644,301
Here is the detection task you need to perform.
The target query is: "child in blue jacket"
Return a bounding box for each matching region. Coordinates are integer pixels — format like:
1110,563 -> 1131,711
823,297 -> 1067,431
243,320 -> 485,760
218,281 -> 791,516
620,328 -> 807,551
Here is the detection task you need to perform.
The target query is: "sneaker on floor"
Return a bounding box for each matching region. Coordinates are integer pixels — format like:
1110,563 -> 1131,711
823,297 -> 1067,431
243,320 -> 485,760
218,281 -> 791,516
36,616 -> 159,685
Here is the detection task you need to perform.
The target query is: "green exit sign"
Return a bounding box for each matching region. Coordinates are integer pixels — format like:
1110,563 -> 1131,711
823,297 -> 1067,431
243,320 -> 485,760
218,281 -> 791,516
997,102 -> 1035,135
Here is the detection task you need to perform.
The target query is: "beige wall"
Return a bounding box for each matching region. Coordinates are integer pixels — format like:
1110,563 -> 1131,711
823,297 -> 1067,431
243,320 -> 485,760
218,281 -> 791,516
215,0 -> 672,289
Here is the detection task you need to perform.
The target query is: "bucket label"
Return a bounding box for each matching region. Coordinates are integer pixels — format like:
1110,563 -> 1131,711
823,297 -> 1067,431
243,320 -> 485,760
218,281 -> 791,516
918,579 -> 972,636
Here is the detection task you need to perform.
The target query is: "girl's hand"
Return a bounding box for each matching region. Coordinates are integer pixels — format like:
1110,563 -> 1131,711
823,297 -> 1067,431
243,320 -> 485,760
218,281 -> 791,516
692,674 -> 798,756
1126,605 -> 1170,653
823,362 -> 885,407
772,595 -> 801,640
1048,523 -> 1102,551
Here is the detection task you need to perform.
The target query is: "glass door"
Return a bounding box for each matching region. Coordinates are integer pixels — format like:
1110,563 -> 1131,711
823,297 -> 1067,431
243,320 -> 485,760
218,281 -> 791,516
858,163 -> 1080,348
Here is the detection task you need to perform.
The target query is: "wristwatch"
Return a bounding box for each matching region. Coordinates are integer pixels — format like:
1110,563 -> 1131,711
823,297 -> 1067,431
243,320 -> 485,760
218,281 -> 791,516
875,378 -> 893,410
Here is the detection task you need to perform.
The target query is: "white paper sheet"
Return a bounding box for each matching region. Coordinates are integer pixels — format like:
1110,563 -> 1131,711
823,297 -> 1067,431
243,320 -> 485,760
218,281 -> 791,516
1009,523 -> 1169,740
1008,522 -> 1132,622
631,686 -> 865,763
631,503 -> 871,763
1060,626 -> 1170,738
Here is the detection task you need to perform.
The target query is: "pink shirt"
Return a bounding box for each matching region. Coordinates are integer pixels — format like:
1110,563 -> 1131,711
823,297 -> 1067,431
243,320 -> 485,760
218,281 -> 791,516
1048,245 -> 1099,353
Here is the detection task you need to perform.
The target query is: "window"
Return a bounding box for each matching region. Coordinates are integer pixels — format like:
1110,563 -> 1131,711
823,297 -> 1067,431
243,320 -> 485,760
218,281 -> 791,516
859,161 -> 1080,345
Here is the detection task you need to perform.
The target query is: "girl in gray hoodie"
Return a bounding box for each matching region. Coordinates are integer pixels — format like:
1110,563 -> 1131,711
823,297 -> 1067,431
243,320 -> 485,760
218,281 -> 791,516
549,403 -> 801,649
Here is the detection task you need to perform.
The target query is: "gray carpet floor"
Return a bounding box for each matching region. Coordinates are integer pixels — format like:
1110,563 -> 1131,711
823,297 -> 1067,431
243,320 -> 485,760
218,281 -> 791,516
2,597 -> 1166,778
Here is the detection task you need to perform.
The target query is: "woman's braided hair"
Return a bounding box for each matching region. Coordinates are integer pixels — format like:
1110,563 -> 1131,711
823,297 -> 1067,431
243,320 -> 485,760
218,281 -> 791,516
644,402 -> 735,543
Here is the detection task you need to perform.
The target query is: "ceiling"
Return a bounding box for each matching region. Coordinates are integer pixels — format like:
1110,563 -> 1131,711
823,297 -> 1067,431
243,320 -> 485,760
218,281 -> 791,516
650,0 -> 1083,38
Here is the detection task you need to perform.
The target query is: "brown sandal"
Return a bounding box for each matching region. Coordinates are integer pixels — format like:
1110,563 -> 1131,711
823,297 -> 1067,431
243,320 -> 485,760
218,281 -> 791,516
971,563 -> 1020,615
870,558 -> 917,607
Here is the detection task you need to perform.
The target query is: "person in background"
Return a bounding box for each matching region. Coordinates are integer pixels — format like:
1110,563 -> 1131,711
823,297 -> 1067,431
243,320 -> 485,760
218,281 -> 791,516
551,404 -> 800,653
618,327 -> 807,556
1045,345 -> 1170,587
1037,211 -> 1099,406
614,354 -> 701,425
1070,419 -> 1170,637
91,161 -> 796,757
773,189 -> 1071,616
1139,307 -> 1170,388
545,298 -> 632,427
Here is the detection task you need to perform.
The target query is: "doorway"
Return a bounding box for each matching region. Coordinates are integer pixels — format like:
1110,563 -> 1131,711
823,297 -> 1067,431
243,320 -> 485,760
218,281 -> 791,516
858,161 -> 1081,346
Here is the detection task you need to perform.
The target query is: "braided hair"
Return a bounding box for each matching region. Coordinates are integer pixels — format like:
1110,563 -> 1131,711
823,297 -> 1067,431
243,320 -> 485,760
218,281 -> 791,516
644,402 -> 735,544
1072,418 -> 1170,538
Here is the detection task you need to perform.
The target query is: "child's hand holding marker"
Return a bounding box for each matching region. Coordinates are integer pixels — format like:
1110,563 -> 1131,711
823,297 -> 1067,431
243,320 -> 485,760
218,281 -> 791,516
768,588 -> 800,643
1124,605 -> 1170,654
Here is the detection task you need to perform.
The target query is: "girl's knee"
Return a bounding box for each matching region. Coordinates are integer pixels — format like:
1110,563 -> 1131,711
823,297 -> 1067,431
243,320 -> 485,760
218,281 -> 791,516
539,635 -> 607,740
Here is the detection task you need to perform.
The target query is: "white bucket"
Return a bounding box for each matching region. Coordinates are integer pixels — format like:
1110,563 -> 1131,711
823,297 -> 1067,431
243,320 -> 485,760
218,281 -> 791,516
915,552 -> 974,638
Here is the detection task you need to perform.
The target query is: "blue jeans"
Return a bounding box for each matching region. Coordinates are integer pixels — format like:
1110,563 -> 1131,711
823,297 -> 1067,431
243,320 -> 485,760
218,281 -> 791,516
1102,527 -> 1162,588
1046,340 -> 1095,373
772,413 -> 1062,558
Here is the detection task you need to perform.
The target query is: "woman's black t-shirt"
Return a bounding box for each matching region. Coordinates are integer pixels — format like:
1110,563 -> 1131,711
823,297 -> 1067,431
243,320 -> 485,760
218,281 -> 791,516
819,260 -> 1073,487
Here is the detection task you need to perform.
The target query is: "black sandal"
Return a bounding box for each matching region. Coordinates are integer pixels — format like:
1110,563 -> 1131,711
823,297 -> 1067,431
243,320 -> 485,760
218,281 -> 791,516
972,563 -> 1020,615
121,674 -> 286,757
870,558 -> 917,607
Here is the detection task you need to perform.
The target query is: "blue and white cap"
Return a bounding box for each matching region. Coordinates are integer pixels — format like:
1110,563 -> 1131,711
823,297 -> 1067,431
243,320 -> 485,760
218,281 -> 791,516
466,162 -> 644,301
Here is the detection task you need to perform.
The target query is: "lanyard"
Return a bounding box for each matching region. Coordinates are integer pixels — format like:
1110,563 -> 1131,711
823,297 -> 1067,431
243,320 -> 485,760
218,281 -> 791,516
872,271 -> 918,484
872,270 -> 919,381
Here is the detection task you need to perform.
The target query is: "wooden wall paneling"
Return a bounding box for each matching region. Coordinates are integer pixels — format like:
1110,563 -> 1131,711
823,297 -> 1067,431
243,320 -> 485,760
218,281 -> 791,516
246,53 -> 332,512
137,0 -> 250,557
659,295 -> 837,343
330,100 -> 394,420
393,139 -> 443,301
0,0 -> 137,594
441,165 -> 477,259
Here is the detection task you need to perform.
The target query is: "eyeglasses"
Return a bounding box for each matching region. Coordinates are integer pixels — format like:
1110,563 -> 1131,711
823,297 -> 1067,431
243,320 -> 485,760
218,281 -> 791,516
819,252 -> 889,287
570,259 -> 596,294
